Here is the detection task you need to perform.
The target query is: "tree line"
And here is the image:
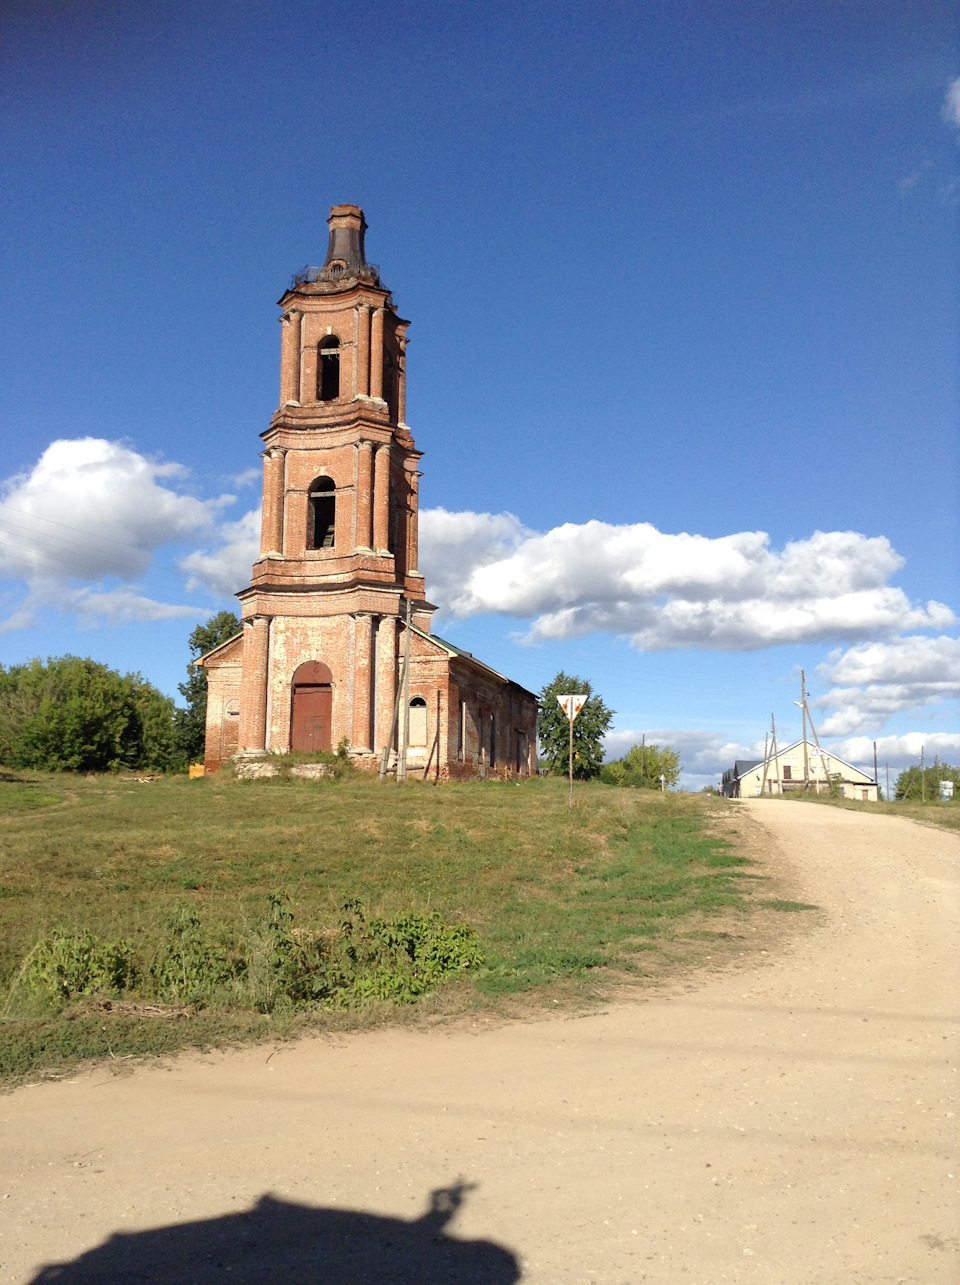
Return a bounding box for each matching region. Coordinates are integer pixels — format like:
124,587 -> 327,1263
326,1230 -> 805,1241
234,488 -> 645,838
894,762 -> 960,801
0,612 -> 239,773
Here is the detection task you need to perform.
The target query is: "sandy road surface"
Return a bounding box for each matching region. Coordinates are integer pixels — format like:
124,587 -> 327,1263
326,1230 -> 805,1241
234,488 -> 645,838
1,801 -> 957,1284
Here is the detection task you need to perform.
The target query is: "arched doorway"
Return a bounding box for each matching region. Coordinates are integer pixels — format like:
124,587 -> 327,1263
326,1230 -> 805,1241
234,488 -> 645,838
290,661 -> 333,753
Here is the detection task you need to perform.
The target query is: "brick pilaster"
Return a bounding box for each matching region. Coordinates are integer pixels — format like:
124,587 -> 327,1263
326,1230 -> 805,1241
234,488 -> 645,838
355,304 -> 371,398
407,464 -> 419,571
352,613 -> 374,753
280,311 -> 301,404
376,614 -> 398,753
373,444 -> 391,552
397,335 -> 407,422
238,615 -> 270,751
370,307 -> 384,400
259,448 -> 285,555
355,440 -> 373,550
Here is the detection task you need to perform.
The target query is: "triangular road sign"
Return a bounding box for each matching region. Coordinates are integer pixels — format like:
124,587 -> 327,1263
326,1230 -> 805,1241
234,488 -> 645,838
557,694 -> 588,721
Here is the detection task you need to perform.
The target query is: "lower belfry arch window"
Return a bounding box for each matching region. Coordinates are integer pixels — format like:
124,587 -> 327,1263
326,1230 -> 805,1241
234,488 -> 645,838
308,476 -> 336,550
408,696 -> 428,747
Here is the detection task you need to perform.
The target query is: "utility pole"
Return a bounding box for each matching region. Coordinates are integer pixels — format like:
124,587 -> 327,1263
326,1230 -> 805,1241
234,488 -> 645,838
380,597 -> 412,783
800,670 -> 810,790
759,731 -> 770,797
770,714 -> 780,794
920,744 -> 925,803
873,741 -> 879,796
397,598 -> 413,785
885,761 -> 890,801
803,697 -> 827,793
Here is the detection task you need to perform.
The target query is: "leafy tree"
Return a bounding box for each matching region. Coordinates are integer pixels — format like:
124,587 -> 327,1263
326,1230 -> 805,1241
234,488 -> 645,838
600,741 -> 681,789
537,671 -> 614,780
175,611 -> 241,764
0,656 -> 183,772
894,762 -> 959,802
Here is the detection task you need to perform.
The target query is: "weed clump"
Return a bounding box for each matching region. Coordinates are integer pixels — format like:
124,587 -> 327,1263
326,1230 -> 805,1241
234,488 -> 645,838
25,930 -> 137,1002
14,896 -> 483,1015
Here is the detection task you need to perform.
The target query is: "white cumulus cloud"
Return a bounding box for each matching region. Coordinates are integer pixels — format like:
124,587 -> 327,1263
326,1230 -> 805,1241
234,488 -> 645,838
180,508 -> 262,597
830,732 -> 960,774
0,438 -> 226,580
814,635 -> 960,735
419,510 -> 953,651
418,507 -> 530,612
0,438 -> 230,629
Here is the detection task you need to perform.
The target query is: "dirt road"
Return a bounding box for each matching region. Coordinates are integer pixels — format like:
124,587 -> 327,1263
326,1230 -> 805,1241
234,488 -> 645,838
1,801 -> 957,1283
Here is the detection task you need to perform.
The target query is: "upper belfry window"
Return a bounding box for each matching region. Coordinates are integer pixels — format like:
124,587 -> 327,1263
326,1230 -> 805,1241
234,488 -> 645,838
309,477 -> 336,550
318,336 -> 340,402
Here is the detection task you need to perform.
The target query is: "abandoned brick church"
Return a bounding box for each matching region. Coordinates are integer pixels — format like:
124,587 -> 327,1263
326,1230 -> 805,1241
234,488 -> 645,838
199,205 -> 538,779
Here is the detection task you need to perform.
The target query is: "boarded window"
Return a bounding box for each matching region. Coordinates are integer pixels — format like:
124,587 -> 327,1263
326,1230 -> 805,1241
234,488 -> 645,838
782,765 -> 792,780
317,336 -> 340,401
409,696 -> 427,747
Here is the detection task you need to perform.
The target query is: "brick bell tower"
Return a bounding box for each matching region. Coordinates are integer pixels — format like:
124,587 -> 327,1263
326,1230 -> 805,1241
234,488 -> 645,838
235,204 -> 433,761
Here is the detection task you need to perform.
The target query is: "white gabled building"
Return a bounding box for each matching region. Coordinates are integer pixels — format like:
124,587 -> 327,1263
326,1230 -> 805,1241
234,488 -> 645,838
723,740 -> 878,801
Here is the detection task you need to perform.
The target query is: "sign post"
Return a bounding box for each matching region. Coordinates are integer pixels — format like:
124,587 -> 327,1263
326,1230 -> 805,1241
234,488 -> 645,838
557,694 -> 587,808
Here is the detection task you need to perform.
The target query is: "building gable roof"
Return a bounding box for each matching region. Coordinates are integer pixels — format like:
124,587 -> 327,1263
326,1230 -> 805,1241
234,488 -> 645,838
408,625 -> 538,700
732,759 -> 763,778
194,632 -> 244,668
739,739 -> 875,783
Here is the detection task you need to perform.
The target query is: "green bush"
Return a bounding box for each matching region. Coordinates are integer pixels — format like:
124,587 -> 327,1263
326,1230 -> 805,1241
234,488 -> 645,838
16,896 -> 484,1014
25,930 -> 137,1002
601,742 -> 681,789
0,656 -> 183,773
895,762 -> 959,802
149,905 -> 243,1004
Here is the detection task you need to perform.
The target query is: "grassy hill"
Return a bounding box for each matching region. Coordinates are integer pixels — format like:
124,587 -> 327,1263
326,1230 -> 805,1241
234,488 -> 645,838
0,769 -> 799,1083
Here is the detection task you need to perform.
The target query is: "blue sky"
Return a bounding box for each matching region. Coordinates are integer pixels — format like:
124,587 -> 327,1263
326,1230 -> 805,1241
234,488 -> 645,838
1,1 -> 957,786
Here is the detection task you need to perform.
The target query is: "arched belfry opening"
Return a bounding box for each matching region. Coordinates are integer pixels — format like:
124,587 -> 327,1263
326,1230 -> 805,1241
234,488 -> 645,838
290,660 -> 333,753
308,476 -> 336,550
317,335 -> 340,401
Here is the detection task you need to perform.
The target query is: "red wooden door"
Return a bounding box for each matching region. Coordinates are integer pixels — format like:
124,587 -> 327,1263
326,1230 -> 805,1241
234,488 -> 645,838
291,684 -> 332,752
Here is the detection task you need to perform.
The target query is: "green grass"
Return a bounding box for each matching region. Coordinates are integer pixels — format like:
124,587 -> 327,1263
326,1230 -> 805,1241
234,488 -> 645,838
0,770 -> 774,1083
0,770 -> 64,813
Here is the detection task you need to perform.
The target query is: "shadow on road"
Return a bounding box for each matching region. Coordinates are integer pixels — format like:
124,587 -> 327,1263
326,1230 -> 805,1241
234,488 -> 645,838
29,1181 -> 519,1283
